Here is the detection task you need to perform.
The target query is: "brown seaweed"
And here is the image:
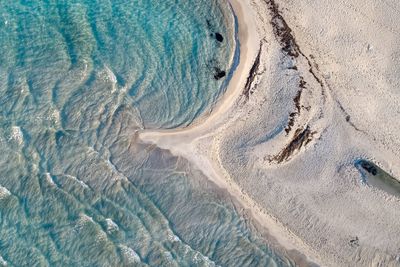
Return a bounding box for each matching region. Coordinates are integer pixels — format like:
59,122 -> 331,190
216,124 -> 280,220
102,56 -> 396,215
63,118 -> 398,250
243,41 -> 264,99
271,126 -> 316,163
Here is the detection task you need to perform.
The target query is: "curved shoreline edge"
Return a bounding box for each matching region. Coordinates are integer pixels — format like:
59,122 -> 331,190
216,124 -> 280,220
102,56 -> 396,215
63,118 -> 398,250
138,0 -> 320,265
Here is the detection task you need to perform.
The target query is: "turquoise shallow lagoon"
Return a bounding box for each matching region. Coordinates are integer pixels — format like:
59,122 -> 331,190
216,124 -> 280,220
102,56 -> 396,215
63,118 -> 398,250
0,0 -> 290,266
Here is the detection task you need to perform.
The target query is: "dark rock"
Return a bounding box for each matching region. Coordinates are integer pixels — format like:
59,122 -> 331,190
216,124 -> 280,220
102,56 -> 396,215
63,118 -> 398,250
214,68 -> 226,80
206,19 -> 211,29
243,41 -> 263,99
360,160 -> 378,176
215,32 -> 224,42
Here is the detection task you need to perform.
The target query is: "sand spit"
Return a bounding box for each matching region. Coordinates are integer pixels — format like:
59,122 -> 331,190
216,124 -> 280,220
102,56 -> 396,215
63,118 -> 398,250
140,0 -> 400,266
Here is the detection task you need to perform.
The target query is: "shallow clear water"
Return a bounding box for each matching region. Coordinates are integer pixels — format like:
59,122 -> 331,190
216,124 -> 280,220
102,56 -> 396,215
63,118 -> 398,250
0,0 -> 290,266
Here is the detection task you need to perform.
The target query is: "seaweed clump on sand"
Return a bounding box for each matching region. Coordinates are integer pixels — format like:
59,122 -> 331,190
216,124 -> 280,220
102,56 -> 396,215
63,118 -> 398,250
243,41 -> 264,99
270,126 -> 316,163
285,77 -> 307,134
266,0 -> 300,58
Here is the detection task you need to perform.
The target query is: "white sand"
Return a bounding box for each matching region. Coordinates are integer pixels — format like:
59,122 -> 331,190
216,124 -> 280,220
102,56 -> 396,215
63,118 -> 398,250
140,0 -> 400,266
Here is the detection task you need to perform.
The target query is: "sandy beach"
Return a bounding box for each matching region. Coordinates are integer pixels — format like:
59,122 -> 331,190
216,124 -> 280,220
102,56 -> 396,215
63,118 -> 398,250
140,0 -> 400,266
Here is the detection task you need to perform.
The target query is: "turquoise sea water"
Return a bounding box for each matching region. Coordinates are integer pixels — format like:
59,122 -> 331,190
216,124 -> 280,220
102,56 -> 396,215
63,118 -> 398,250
0,0 -> 290,266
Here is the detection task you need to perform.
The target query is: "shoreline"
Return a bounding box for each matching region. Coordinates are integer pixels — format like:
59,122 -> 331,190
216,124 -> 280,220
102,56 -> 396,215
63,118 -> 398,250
143,0 -> 259,136
139,0 -> 259,141
138,0 -> 320,265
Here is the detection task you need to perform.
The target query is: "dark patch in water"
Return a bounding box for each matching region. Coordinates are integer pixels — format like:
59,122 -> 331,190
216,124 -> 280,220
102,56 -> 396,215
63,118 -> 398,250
42,223 -> 54,230
215,32 -> 224,42
55,130 -> 66,145
210,32 -> 224,43
214,67 -> 226,80
243,41 -> 264,99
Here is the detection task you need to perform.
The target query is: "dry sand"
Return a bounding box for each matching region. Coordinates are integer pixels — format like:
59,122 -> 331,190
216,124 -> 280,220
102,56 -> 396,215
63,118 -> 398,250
140,0 -> 400,266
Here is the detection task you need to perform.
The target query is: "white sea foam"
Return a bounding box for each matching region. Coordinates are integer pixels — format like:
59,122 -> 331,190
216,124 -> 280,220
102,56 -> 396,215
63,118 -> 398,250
192,252 -> 202,264
191,253 -> 216,267
119,245 -> 141,263
0,255 -> 7,266
65,174 -> 89,189
0,186 -> 11,200
80,214 -> 94,223
45,173 -> 56,186
105,218 -> 119,232
167,231 -> 180,242
75,213 -> 94,233
103,66 -> 117,93
104,66 -> 117,84
10,126 -> 23,145
94,231 -> 107,244
51,109 -> 60,124
163,251 -> 174,263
